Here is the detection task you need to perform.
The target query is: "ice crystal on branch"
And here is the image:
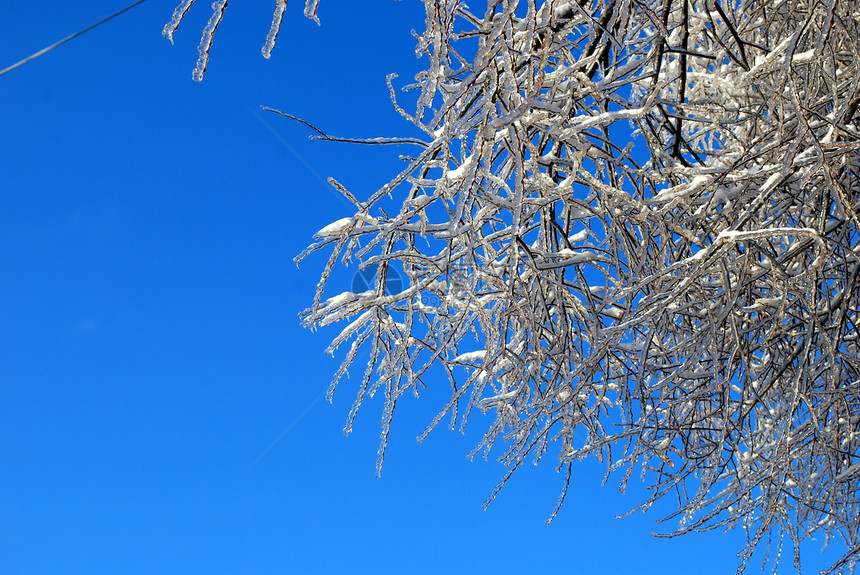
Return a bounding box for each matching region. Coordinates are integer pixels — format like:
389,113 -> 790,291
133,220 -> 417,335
263,0 -> 289,59
168,0 -> 860,571
163,0 -> 322,80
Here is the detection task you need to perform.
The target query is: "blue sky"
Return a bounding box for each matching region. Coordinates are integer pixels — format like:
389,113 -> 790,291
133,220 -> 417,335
0,2 -> 847,574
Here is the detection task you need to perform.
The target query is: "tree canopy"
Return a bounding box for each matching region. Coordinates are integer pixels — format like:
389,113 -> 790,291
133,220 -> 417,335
165,1 -> 860,572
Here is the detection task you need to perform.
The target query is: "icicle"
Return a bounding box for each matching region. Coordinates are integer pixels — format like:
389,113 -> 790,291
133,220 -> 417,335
304,0 -> 321,25
162,0 -> 197,44
262,0 -> 288,59
192,0 -> 228,82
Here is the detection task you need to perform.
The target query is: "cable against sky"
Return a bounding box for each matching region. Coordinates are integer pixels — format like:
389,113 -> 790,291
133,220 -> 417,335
0,0 -> 150,78
253,108 -> 358,211
252,388 -> 328,465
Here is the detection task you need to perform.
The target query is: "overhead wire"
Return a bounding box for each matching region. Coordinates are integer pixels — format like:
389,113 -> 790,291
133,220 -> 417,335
0,0 -> 150,78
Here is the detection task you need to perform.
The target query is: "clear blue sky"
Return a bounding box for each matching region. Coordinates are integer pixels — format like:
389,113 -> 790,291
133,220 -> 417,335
0,2 -> 847,573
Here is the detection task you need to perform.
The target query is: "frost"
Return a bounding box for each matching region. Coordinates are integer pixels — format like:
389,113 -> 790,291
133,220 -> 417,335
177,0 -> 860,570
327,310 -> 374,354
445,155 -> 474,182
406,193 -> 433,208
453,350 -> 486,364
322,291 -> 357,309
479,390 -> 518,408
835,463 -> 860,483
567,229 -> 588,243
760,171 -> 783,193
314,217 -> 354,238
602,305 -> 624,319
791,49 -> 817,64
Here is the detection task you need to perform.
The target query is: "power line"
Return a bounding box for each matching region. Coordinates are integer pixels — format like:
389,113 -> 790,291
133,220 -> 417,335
0,0 -> 150,78
251,388 -> 328,466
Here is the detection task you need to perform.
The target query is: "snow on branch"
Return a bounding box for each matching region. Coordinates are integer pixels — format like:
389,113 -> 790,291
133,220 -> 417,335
290,1 -> 860,571
167,0 -> 860,571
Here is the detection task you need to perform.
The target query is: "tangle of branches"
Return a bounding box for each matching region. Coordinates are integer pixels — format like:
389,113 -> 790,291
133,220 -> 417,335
165,1 -> 860,572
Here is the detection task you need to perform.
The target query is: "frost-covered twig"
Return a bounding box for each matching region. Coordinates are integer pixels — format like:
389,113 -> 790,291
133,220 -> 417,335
166,0 -> 860,571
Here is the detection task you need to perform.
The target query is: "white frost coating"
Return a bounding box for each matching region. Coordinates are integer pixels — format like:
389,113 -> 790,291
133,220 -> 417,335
322,291 -> 356,309
315,217 -> 354,238
567,229 -> 588,243
262,0 -> 288,59
304,0 -> 321,25
791,49 -> 817,64
652,175 -> 711,202
285,0 -> 860,561
745,36 -> 793,79
453,350 -> 486,363
480,390 -> 518,406
835,462 -> 860,482
760,171 -> 782,193
603,305 -> 624,319
406,194 -> 434,209
560,100 -> 654,136
192,0 -> 228,82
327,310 -> 374,353
163,0 -> 196,44
552,249 -> 596,266
445,155 -> 474,181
